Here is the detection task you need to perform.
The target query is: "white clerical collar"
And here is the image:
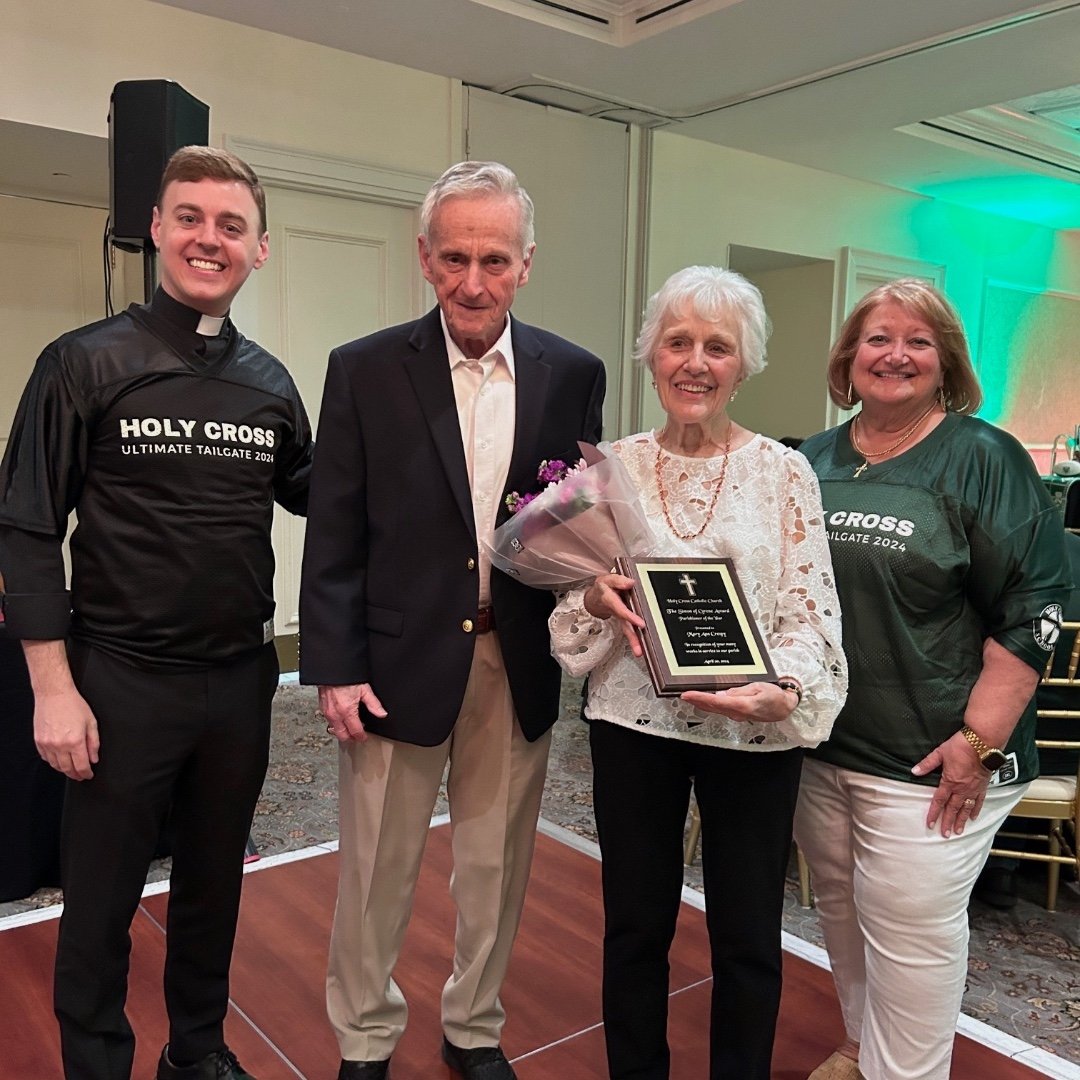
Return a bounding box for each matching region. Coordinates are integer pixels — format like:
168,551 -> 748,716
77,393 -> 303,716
196,313 -> 227,336
441,312 -> 516,378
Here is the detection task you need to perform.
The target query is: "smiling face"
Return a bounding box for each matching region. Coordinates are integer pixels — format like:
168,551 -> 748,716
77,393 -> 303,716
151,178 -> 269,316
850,301 -> 943,419
418,194 -> 533,359
651,310 -> 743,431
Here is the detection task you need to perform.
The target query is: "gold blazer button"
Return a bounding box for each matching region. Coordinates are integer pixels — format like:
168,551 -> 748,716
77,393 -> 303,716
462,619 -> 474,633
466,558 -> 476,571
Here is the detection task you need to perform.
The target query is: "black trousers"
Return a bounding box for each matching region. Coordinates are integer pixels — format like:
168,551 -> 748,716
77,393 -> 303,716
55,641 -> 278,1080
0,632 -> 64,901
590,720 -> 804,1080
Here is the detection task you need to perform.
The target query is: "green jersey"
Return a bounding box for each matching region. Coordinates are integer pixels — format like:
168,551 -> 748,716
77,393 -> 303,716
801,413 -> 1068,786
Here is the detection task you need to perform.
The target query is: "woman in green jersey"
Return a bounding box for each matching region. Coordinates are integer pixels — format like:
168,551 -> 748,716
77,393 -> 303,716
793,279 -> 1069,1080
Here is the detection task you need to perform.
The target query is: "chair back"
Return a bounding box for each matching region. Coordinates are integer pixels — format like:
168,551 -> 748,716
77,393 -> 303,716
1039,617 -> 1080,702
990,619 -> 1080,910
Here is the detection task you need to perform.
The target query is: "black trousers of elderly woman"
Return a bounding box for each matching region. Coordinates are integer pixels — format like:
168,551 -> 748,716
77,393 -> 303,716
590,719 -> 804,1080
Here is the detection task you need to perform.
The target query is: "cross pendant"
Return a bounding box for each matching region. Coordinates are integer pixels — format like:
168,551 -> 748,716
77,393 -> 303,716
853,461 -> 869,479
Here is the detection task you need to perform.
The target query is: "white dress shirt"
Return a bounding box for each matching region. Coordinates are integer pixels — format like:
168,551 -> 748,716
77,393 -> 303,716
442,312 -> 516,606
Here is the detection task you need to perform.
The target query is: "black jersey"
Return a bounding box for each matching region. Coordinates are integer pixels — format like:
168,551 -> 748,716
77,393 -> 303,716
801,413 -> 1068,786
0,290 -> 313,669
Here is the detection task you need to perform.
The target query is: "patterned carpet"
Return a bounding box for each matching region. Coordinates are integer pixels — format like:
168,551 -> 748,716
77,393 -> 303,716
6,679 -> 1078,1063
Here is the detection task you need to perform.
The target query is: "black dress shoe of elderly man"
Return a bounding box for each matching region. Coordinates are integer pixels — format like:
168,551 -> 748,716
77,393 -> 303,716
155,1046 -> 254,1079
441,1037 -> 517,1079
337,1059 -> 390,1079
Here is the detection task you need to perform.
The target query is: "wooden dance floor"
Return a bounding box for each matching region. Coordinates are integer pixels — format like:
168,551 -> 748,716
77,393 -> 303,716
0,823 -> 1051,1079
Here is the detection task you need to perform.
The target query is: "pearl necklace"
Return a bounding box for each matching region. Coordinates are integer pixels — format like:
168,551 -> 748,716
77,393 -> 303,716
850,404 -> 939,479
654,427 -> 732,540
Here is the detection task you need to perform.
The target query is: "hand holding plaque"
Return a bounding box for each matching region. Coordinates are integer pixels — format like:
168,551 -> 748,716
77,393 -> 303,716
614,556 -> 776,696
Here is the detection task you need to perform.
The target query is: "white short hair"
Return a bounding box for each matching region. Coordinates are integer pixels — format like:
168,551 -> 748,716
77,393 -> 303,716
634,266 -> 771,379
420,161 -> 534,255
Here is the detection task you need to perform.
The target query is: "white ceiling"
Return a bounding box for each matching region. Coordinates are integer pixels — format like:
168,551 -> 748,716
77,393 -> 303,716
7,0 -> 1080,229
146,0 -> 1080,229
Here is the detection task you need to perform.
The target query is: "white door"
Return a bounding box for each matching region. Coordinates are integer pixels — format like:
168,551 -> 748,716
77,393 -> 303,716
230,185 -> 424,638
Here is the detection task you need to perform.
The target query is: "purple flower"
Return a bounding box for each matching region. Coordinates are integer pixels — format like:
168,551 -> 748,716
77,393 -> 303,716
505,457 -> 586,515
505,490 -> 539,514
537,459 -> 569,485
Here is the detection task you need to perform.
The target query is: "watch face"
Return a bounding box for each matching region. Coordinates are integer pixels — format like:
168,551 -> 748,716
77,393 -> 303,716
982,749 -> 1008,772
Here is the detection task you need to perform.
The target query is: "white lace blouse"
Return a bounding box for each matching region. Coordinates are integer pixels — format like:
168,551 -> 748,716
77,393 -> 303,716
549,431 -> 847,750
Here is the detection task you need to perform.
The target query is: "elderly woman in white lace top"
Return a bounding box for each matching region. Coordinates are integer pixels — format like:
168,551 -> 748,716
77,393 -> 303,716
549,265 -> 847,1080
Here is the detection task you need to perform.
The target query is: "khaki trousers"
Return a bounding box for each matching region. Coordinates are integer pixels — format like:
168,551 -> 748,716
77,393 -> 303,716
327,633 -> 552,1060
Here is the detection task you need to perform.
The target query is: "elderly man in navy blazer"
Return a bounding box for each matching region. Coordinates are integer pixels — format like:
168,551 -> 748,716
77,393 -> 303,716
300,161 -> 606,1080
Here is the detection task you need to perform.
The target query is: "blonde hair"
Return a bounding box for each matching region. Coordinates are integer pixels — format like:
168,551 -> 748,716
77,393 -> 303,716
826,279 -> 982,414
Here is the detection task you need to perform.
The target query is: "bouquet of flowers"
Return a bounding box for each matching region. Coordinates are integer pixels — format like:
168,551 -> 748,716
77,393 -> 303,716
485,442 -> 653,589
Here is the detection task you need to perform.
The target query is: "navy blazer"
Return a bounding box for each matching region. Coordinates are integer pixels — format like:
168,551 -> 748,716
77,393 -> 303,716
299,307 -> 605,745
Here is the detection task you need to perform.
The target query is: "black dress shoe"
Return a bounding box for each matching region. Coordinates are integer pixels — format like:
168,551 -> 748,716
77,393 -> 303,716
337,1059 -> 390,1079
441,1037 -> 516,1079
156,1046 -> 254,1079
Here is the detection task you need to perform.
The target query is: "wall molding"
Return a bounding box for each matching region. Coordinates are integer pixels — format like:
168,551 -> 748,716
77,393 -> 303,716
837,248 -> 946,325
224,136 -> 436,208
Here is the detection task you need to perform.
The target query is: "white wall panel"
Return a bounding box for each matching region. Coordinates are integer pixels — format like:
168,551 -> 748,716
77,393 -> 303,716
465,89 -> 634,437
0,200 -> 107,437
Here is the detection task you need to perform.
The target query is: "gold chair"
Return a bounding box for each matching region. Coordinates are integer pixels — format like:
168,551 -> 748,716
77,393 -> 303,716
989,618 -> 1080,912
684,800 -> 814,908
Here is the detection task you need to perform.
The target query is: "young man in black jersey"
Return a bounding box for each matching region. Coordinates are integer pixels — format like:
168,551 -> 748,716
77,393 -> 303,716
0,147 -> 313,1080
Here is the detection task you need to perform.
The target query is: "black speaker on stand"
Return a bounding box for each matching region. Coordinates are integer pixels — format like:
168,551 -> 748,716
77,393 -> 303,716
108,80 -> 209,301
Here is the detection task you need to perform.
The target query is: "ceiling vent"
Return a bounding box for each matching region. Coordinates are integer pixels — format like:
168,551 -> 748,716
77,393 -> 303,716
465,0 -> 743,45
900,85 -> 1080,183
487,75 -> 673,125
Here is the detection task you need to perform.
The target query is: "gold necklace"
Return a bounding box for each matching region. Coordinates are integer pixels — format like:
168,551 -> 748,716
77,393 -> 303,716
654,427 -> 732,540
850,404 -> 938,479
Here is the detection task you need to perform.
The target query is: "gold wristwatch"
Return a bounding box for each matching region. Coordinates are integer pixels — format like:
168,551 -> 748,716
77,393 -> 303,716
959,726 -> 1007,772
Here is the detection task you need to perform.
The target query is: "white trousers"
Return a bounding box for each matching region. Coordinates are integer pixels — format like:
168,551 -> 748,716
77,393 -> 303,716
327,633 -> 552,1061
794,758 -> 1026,1080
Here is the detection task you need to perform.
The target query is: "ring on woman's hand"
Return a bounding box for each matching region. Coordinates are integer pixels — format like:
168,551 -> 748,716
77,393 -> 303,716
962,797 -> 976,807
